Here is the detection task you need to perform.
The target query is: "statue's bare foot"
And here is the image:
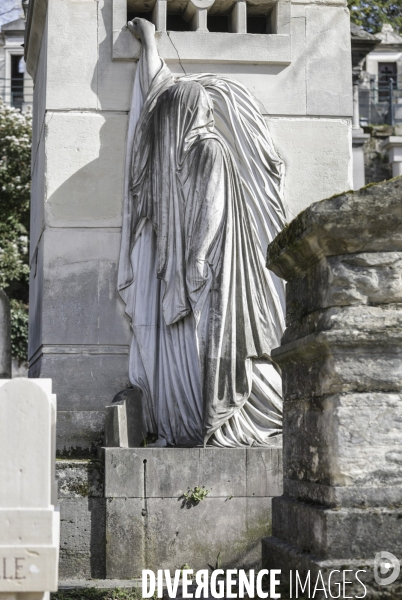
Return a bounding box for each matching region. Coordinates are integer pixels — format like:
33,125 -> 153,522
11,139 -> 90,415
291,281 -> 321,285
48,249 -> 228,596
127,17 -> 155,42
147,437 -> 168,448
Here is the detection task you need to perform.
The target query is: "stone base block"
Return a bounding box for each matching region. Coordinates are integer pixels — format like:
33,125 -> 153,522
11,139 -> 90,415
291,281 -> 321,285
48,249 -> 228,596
104,387 -> 143,448
271,496 -> 402,560
57,459 -> 105,581
262,536 -> 402,600
104,446 -> 282,577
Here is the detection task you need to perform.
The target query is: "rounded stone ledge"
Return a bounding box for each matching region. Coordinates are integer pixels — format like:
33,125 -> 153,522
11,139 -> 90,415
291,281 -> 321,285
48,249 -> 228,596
266,176 -> 402,280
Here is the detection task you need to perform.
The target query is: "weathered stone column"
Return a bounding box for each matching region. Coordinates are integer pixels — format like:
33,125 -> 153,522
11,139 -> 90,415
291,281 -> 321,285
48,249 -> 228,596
263,177 -> 402,598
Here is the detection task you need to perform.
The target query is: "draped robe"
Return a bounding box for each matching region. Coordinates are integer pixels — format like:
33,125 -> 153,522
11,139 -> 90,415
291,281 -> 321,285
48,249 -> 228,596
118,57 -> 287,446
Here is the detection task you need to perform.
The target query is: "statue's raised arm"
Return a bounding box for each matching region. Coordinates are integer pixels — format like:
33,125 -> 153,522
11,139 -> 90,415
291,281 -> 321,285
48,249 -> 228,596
118,27 -> 287,447
127,18 -> 162,95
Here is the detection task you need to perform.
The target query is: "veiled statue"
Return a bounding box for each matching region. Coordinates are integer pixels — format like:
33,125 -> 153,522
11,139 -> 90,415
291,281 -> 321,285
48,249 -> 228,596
118,18 -> 287,448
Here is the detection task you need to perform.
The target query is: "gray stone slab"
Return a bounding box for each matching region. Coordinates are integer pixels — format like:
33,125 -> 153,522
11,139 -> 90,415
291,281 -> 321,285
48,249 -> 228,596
41,230 -> 131,346
97,0 -> 135,112
105,387 -> 144,447
144,448 -> 202,498
104,448 -> 144,498
57,411 -> 106,457
282,392 -> 402,492
284,253 -> 402,327
104,448 -> 283,499
105,497 -> 144,579
45,114 -> 127,228
104,405 -> 128,448
145,496 -> 272,571
105,448 -> 200,499
39,353 -> 130,412
56,459 -> 104,499
59,497 -> 106,580
246,448 -> 283,497
305,6 -> 352,117
46,0 -> 98,110
272,495 -> 402,560
276,331 -> 402,401
105,496 -> 272,577
199,448 -> 247,497
284,478 -> 402,509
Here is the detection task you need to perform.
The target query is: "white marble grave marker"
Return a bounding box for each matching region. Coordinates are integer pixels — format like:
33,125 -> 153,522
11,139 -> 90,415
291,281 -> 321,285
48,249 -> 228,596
0,379 -> 59,600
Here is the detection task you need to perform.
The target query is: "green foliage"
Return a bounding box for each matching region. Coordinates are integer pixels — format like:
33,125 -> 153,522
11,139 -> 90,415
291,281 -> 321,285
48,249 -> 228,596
10,299 -> 29,363
348,0 -> 402,34
0,100 -> 31,363
183,485 -> 210,506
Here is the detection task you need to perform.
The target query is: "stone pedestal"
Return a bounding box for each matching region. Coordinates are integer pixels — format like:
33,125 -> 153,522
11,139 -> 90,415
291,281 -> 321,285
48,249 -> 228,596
382,136 -> 402,178
263,177 -> 402,598
104,446 -> 282,577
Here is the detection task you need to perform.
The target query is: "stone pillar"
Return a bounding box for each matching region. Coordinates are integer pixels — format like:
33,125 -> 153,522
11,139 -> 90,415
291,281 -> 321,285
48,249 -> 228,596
183,0 -> 215,32
229,1 -> 247,34
352,129 -> 369,190
0,291 -> 11,379
352,84 -> 369,190
263,177 -> 402,598
382,136 -> 402,178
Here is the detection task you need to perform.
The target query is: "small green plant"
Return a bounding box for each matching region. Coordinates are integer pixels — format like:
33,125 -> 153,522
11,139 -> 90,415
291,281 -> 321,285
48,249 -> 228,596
209,550 -> 222,571
182,485 -> 210,507
180,564 -> 193,579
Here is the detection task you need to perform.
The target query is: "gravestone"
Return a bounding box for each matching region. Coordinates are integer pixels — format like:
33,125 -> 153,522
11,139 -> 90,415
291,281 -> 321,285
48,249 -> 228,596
264,177 -> 402,598
0,378 -> 59,600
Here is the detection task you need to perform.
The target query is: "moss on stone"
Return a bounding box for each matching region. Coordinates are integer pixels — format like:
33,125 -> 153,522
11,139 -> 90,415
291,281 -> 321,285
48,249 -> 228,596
56,459 -> 104,498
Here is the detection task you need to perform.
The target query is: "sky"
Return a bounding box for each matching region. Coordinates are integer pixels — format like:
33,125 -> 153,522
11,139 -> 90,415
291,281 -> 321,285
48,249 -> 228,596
0,0 -> 23,30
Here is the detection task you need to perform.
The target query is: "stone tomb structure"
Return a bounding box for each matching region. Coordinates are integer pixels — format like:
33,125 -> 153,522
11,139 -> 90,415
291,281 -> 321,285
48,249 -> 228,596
0,378 -> 59,600
25,0 -> 352,455
264,177 -> 402,598
24,0 -> 353,579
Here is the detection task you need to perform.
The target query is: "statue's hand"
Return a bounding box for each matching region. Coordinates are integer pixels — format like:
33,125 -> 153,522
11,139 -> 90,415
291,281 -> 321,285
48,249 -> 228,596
127,17 -> 156,42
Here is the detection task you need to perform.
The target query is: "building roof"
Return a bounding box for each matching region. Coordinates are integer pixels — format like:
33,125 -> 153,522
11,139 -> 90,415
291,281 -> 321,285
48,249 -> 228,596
376,23 -> 402,47
1,17 -> 25,34
350,23 -> 379,71
350,22 -> 379,42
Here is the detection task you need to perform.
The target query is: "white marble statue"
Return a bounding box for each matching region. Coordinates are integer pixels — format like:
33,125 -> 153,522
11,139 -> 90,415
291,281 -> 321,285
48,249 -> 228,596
118,18 -> 287,447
